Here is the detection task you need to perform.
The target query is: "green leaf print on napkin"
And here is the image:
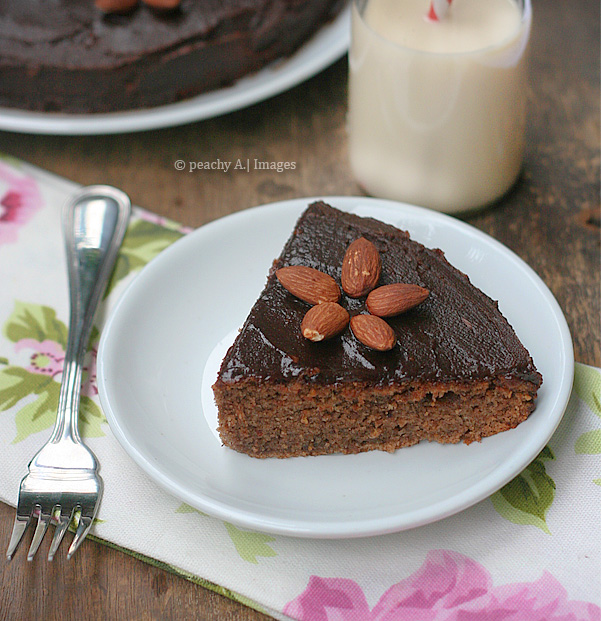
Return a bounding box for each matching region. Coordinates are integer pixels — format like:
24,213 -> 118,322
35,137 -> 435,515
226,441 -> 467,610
491,446 -> 556,533
4,301 -> 68,347
224,523 -> 277,565
0,301 -> 105,443
104,218 -> 186,298
574,364 -> 601,416
575,431 -> 601,456
0,152 -> 24,168
573,364 -> 601,484
175,503 -> 207,517
175,503 -> 278,564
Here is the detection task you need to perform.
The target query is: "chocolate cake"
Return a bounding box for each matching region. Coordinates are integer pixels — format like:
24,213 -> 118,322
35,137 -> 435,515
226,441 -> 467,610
0,0 -> 344,113
213,202 -> 542,458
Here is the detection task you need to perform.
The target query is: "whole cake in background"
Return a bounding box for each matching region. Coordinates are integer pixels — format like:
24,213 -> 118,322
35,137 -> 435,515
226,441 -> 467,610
213,202 -> 542,459
0,0 -> 344,113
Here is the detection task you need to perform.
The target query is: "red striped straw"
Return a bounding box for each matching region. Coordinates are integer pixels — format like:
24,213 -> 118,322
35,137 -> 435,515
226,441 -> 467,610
428,0 -> 452,21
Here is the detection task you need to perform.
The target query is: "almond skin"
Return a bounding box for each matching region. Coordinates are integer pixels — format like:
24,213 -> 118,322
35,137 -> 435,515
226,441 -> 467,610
366,283 -> 429,317
350,314 -> 396,351
143,0 -> 181,8
301,303 -> 349,342
276,265 -> 340,305
341,237 -> 382,298
95,0 -> 138,11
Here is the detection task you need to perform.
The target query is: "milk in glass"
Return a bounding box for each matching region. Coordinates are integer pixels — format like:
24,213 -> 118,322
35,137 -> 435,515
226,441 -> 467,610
348,0 -> 531,213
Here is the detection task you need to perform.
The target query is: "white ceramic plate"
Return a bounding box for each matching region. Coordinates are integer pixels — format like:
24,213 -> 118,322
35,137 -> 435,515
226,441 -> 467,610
98,197 -> 573,538
0,7 -> 349,136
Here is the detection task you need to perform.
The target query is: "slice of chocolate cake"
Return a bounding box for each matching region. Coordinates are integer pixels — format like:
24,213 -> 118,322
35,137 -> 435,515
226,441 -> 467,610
212,201 -> 542,458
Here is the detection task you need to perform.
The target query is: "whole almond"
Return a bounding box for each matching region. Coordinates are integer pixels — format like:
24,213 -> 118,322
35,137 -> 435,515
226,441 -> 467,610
301,302 -> 349,342
341,237 -> 381,298
366,283 -> 429,317
350,314 -> 396,351
276,265 -> 340,305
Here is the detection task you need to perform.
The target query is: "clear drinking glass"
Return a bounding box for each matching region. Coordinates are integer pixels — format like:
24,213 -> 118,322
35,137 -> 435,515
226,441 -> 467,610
348,0 -> 532,213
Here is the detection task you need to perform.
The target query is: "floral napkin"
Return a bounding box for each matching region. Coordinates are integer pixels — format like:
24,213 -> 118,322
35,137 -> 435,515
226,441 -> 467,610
0,156 -> 599,620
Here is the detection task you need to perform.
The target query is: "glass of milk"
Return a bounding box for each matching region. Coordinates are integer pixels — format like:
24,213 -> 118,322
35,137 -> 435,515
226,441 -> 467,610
348,0 -> 532,213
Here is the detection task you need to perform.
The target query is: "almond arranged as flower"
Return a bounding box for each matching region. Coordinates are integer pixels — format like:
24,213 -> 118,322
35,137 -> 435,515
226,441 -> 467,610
276,265 -> 341,305
366,283 -> 429,318
350,314 -> 396,351
341,237 -> 381,298
275,239 -> 429,350
301,303 -> 350,342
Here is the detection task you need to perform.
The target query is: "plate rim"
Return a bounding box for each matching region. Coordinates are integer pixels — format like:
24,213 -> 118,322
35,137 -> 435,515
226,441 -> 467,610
98,196 -> 574,538
0,7 -> 350,136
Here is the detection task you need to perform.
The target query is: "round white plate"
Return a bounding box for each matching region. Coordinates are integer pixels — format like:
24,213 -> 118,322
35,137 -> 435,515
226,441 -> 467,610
0,7 -> 349,136
98,197 -> 573,538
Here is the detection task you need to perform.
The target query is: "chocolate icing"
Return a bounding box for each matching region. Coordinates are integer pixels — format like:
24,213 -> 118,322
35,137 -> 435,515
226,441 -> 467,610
0,0 -> 344,113
218,202 -> 542,387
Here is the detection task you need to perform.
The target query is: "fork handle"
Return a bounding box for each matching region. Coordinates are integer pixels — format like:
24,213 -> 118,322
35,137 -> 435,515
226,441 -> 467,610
49,186 -> 131,445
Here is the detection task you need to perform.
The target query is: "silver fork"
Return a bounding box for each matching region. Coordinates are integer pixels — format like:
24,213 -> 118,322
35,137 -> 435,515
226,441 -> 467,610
6,185 -> 131,561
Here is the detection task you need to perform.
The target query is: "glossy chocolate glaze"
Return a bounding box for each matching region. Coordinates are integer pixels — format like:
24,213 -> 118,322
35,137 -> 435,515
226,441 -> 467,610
218,202 -> 542,387
0,0 -> 343,112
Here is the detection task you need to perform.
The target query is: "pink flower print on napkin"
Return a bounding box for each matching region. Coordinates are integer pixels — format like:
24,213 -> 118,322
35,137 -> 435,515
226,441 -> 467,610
0,162 -> 43,245
284,550 -> 601,621
1,302 -> 106,442
14,338 -> 98,396
15,339 -> 64,378
285,576 -> 371,621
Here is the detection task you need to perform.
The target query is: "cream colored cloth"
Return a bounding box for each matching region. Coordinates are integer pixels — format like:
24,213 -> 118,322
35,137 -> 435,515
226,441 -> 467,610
0,157 -> 599,620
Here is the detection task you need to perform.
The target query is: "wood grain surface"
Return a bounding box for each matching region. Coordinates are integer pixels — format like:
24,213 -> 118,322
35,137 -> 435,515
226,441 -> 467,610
0,1 -> 599,619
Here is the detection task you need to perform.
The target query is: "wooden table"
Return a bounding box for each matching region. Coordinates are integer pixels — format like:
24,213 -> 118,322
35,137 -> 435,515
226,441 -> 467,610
0,1 -> 598,618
